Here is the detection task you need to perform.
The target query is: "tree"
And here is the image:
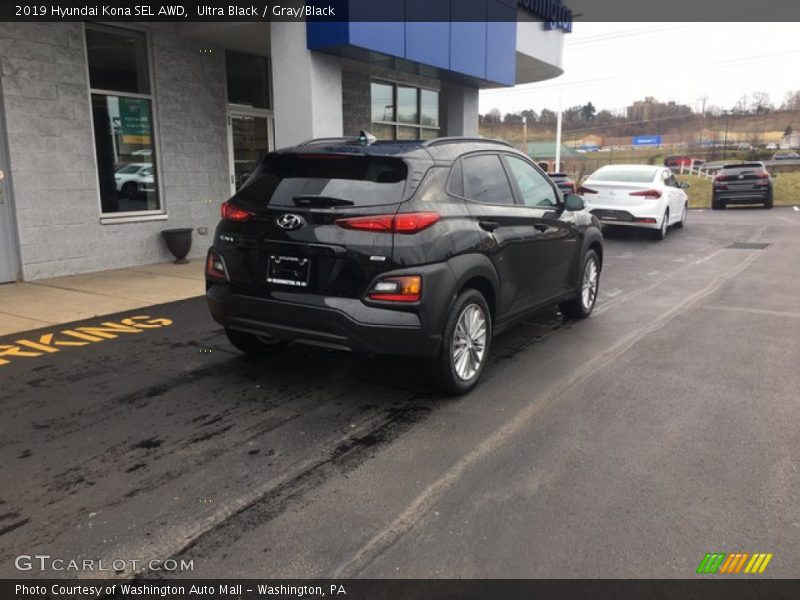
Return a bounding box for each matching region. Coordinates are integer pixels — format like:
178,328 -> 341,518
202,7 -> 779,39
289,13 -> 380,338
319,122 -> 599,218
504,112 -> 523,124
781,91 -> 800,111
734,94 -> 750,114
752,92 -> 773,113
520,108 -> 538,122
785,124 -> 794,138
580,102 -> 597,122
539,108 -> 557,125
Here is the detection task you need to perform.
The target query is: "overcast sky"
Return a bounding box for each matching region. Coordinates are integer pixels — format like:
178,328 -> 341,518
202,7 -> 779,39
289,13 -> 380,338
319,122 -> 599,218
479,23 -> 800,117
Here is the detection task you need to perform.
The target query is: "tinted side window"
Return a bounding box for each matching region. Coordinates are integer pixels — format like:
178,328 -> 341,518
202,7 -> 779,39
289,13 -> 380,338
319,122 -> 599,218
447,159 -> 464,196
462,155 -> 514,205
505,155 -> 559,207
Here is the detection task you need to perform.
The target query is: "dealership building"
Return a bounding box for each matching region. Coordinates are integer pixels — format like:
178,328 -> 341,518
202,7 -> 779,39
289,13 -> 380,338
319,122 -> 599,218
0,2 -> 567,282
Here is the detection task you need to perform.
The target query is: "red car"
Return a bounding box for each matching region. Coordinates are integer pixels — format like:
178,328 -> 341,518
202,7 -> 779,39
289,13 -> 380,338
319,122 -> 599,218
664,155 -> 704,170
547,172 -> 576,194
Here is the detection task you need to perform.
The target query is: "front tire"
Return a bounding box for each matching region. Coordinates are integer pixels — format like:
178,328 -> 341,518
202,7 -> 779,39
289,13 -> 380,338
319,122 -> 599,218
674,203 -> 687,228
434,289 -> 492,395
225,327 -> 287,356
559,250 -> 600,319
121,181 -> 138,200
653,209 -> 669,240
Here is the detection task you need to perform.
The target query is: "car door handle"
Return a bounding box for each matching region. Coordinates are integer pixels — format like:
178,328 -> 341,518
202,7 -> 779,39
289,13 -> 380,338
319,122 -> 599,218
479,220 -> 499,232
534,223 -> 548,232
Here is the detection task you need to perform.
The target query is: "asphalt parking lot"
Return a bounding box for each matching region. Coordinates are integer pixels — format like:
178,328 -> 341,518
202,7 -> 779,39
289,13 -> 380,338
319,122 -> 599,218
1,207 -> 799,579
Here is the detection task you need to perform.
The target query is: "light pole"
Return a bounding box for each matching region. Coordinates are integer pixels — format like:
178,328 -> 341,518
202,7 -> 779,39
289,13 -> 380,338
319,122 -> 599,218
723,110 -> 731,161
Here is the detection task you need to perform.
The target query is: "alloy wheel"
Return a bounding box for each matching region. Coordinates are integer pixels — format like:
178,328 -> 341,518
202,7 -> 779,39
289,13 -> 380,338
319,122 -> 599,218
452,303 -> 487,381
581,257 -> 599,311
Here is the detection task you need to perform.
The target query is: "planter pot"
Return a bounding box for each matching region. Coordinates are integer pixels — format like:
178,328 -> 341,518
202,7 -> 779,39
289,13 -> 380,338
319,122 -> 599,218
161,228 -> 193,264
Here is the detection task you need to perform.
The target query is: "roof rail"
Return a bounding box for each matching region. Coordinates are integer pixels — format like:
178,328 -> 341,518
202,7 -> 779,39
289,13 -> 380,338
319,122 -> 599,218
297,136 -> 360,147
422,136 -> 513,148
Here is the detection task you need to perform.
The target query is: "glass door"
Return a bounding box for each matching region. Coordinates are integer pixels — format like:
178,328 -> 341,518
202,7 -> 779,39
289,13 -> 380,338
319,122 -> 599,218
227,111 -> 273,195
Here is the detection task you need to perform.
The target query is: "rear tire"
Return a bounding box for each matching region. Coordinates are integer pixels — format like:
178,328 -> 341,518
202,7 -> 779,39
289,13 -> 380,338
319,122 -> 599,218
765,190 -> 773,209
653,210 -> 669,240
433,289 -> 492,396
559,250 -> 600,320
711,197 -> 725,210
225,327 -> 287,356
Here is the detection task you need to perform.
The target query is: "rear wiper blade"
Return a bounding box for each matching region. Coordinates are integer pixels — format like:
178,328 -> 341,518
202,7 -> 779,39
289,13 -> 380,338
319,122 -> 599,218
293,195 -> 354,207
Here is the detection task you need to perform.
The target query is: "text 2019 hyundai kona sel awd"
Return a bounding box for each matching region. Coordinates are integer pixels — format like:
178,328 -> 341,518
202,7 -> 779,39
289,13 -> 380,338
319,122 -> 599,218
206,136 -> 603,394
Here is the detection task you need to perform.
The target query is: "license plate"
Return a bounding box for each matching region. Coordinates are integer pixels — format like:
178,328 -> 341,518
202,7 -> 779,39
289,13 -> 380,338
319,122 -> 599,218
267,255 -> 310,288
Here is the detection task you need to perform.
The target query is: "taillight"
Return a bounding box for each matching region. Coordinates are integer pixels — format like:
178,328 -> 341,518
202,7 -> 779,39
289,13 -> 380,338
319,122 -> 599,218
206,251 -> 227,281
629,189 -> 662,199
336,212 -> 440,234
576,185 -> 597,194
754,171 -> 770,179
221,201 -> 254,221
368,275 -> 421,302
633,217 -> 658,224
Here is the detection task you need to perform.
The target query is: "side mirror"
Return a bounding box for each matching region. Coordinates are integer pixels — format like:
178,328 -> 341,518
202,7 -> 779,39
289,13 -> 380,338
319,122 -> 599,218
563,193 -> 585,211
678,181 -> 690,189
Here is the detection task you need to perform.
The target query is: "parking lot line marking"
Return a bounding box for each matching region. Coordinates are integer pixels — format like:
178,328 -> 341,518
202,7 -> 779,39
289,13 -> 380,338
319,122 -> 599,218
332,250 -> 762,578
701,305 -> 800,319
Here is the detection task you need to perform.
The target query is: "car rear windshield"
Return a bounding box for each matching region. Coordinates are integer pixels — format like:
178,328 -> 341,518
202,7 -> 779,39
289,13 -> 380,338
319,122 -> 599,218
722,163 -> 764,171
589,167 -> 658,183
233,154 -> 409,208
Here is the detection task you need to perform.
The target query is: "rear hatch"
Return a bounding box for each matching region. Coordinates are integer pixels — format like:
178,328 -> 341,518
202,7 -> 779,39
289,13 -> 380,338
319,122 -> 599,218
221,153 -> 412,298
581,167 -> 661,208
715,164 -> 770,193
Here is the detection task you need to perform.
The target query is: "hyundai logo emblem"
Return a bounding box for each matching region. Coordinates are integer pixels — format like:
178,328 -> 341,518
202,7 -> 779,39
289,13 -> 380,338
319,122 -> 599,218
276,213 -> 305,230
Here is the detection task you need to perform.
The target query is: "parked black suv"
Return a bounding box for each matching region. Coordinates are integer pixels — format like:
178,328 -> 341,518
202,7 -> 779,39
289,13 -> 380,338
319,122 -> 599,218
206,136 -> 603,394
712,162 -> 773,209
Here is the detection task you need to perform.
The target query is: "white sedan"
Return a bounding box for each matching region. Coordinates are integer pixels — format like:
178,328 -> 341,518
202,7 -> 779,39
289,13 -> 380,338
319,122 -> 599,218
578,165 -> 689,240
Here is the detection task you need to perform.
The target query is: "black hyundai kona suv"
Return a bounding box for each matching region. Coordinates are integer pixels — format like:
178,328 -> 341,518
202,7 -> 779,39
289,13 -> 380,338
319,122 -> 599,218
206,136 -> 603,394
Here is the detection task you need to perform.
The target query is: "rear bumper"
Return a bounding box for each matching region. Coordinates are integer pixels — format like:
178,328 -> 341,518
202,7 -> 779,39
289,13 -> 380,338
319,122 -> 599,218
589,208 -> 661,229
206,262 -> 457,358
713,189 -> 771,203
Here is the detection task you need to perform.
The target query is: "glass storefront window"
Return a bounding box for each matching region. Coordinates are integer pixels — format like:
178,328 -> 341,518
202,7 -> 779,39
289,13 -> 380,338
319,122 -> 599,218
397,86 -> 418,124
421,89 -> 439,128
86,24 -> 160,216
370,81 -> 439,141
86,25 -> 150,94
230,115 -> 270,191
226,50 -> 270,109
371,82 -> 394,123
91,94 -> 160,213
370,123 -> 396,141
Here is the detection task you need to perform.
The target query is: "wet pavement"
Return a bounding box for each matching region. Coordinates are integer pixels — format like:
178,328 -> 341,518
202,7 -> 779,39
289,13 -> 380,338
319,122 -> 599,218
2,207 -> 799,578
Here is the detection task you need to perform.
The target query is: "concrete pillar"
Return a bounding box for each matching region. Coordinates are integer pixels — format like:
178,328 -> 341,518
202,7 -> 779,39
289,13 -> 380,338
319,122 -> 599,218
442,81 -> 479,137
270,22 -> 343,148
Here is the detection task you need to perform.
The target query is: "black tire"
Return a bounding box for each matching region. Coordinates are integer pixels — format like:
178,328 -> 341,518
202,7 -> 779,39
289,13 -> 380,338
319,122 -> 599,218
433,289 -> 492,396
652,209 -> 669,240
121,181 -> 138,200
559,249 -> 600,320
674,202 -> 687,228
711,197 -> 725,210
225,327 -> 287,356
765,189 -> 773,209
